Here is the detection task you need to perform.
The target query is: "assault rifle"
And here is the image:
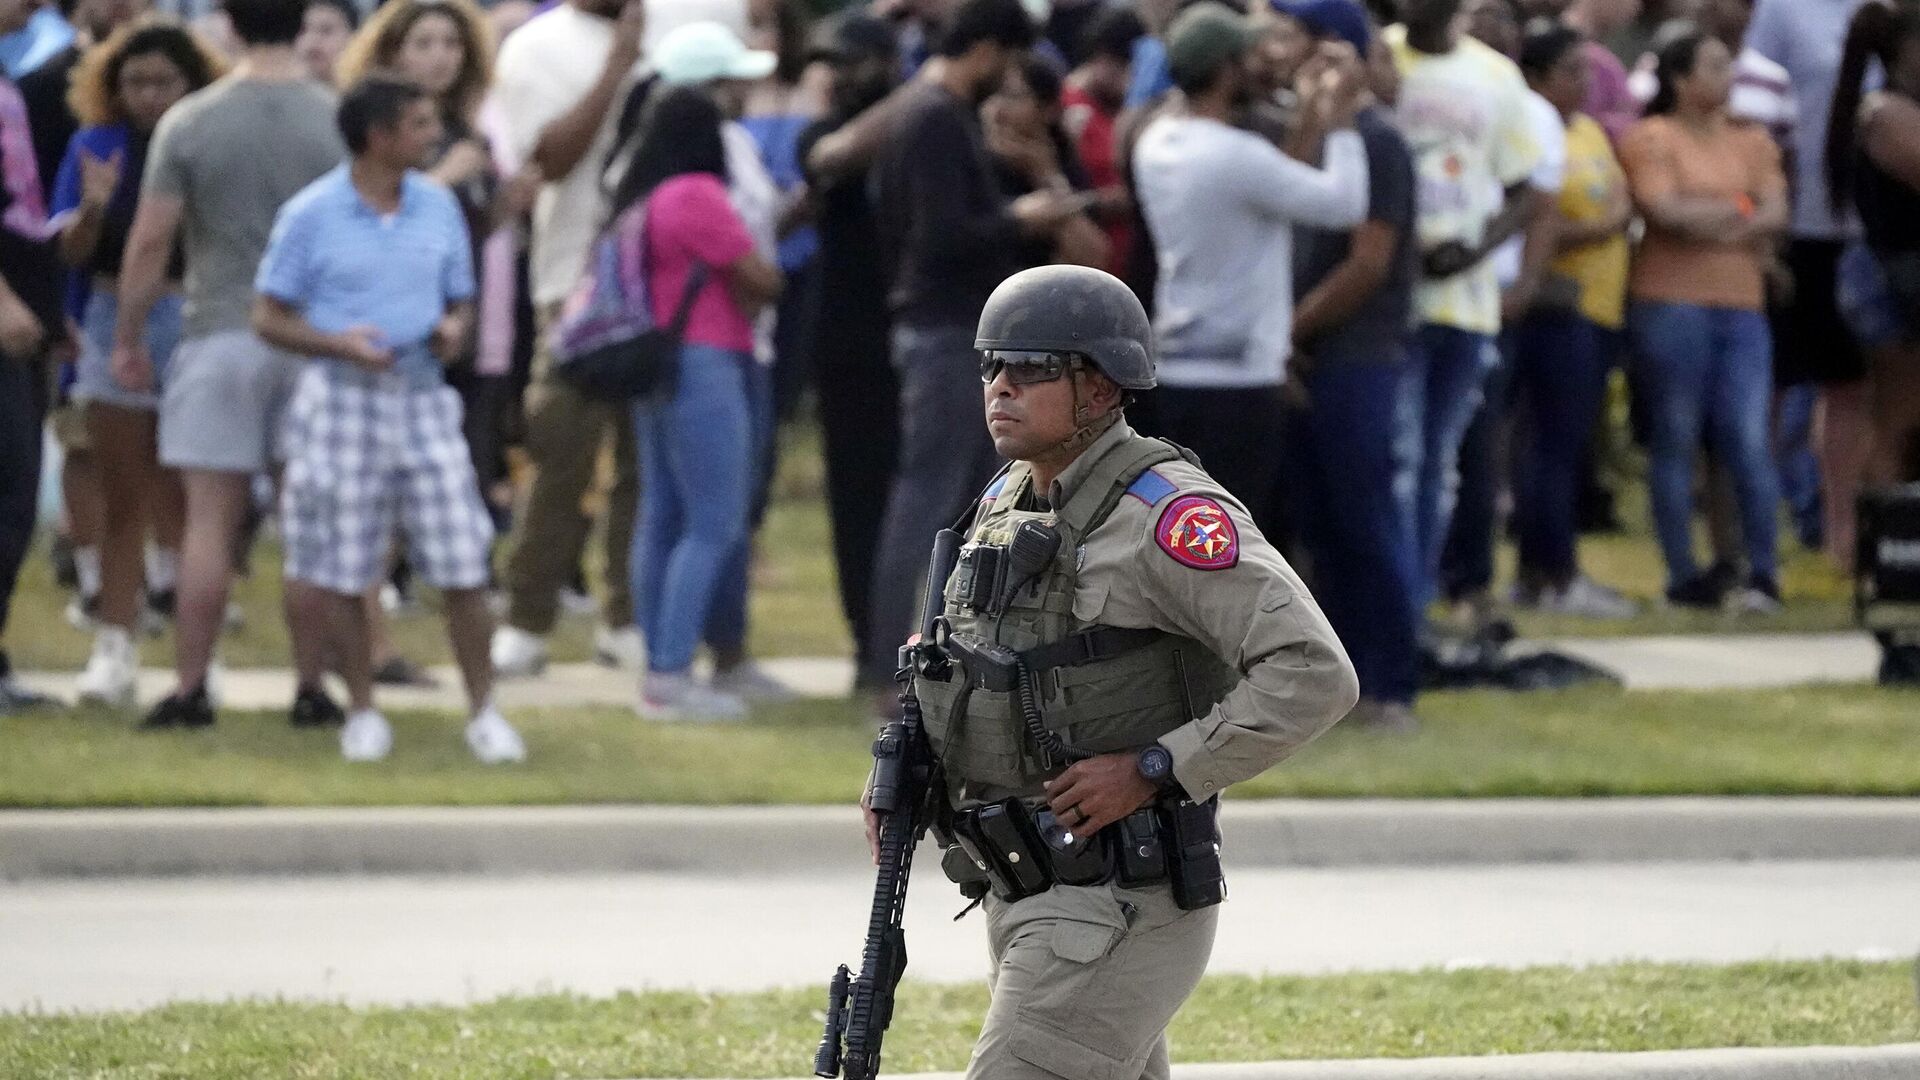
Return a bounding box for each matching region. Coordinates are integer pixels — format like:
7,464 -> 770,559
813,529 -> 961,1080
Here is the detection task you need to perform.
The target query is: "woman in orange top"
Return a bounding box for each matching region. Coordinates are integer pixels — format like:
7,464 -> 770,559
1618,27 -> 1789,613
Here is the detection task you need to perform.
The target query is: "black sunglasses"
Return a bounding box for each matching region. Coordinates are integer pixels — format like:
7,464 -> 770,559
979,350 -> 1083,386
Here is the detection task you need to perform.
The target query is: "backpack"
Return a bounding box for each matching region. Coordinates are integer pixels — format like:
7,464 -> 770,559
549,199 -> 707,402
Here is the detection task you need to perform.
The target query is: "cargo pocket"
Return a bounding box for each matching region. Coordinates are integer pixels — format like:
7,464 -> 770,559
1007,1020 -> 1140,1080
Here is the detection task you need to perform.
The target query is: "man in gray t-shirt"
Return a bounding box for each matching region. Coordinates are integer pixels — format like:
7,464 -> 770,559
141,78 -> 344,342
110,0 -> 344,732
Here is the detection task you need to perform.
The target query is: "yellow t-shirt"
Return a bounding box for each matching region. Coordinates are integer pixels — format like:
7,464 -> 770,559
1551,114 -> 1630,330
1387,26 -> 1541,336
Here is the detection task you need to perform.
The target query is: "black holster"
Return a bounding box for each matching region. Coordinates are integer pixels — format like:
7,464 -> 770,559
940,795 -> 1225,911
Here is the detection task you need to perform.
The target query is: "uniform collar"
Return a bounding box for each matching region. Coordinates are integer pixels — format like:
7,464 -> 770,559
1044,418 -> 1137,510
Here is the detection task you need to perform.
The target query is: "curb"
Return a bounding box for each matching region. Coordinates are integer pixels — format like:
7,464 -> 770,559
667,1044 -> 1920,1080
5,797 -> 1920,879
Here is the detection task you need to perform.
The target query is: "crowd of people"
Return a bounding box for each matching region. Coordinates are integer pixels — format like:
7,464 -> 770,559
1,0 -> 1918,749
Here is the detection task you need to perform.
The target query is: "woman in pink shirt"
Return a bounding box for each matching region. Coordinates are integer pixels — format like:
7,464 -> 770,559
612,86 -> 783,720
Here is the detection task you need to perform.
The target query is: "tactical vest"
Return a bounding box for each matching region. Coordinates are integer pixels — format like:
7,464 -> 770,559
916,438 -> 1239,802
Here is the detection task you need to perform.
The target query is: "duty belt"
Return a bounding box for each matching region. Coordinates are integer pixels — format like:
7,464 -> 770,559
938,794 -> 1226,912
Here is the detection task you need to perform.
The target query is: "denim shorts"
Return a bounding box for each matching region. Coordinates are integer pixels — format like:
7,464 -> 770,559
1836,242 -> 1911,351
71,290 -> 184,411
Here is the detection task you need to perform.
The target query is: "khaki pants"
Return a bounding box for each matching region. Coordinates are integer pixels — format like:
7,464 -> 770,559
966,882 -> 1217,1080
501,306 -> 637,634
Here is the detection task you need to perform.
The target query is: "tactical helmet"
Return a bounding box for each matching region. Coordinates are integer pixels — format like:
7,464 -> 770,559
974,265 -> 1156,390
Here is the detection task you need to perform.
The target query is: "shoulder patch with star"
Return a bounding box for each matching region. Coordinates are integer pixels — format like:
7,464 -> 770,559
1154,495 -> 1238,570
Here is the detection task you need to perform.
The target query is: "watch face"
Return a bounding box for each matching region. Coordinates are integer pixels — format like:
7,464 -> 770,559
1140,746 -> 1172,781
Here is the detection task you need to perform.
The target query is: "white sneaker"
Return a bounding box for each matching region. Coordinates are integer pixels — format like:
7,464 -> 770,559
1538,576 -> 1638,620
709,661 -> 795,702
76,627 -> 138,707
490,625 -> 549,678
465,705 -> 527,764
203,660 -> 225,709
594,624 -> 645,670
638,671 -> 747,722
1728,586 -> 1784,617
65,595 -> 99,632
341,709 -> 394,763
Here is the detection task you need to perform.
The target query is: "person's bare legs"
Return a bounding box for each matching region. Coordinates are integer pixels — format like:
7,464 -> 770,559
443,587 -> 494,711
62,447 -> 104,557
323,584 -> 375,712
1866,345 -> 1920,487
174,469 -> 252,692
364,582 -> 402,669
1817,380 -> 1873,572
63,445 -> 105,604
285,578 -> 335,692
87,404 -> 156,633
151,466 -> 185,553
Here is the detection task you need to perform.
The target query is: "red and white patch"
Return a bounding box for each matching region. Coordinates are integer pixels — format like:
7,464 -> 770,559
1155,496 -> 1238,570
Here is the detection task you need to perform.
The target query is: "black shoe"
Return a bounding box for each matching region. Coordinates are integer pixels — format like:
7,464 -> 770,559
1879,643 -> 1920,686
289,685 -> 345,728
1665,574 -> 1725,610
0,677 -> 58,715
146,588 -> 176,621
1705,560 -> 1743,598
371,656 -> 439,688
140,685 -> 214,730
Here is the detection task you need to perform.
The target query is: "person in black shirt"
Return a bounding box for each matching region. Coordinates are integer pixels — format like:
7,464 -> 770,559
795,10 -> 900,687
982,49 -> 1109,271
18,0 -> 146,202
862,0 -> 1078,691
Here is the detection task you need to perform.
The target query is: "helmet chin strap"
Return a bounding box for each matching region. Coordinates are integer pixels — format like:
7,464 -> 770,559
1051,365 -> 1122,456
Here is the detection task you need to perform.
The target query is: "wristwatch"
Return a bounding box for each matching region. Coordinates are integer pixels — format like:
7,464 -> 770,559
1137,743 -> 1175,789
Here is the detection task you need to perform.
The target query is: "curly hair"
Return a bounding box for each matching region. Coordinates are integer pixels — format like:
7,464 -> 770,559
335,0 -> 495,123
67,19 -> 226,129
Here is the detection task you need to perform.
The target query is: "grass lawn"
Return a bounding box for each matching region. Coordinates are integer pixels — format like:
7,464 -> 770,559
3,683 -> 1917,807
6,418 -> 1858,676
3,960 -> 1915,1079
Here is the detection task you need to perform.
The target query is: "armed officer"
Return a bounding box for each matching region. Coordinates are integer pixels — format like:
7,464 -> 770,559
862,265 -> 1360,1079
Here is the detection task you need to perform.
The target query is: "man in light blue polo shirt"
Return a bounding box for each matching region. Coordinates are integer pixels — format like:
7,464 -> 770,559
253,74 -> 524,766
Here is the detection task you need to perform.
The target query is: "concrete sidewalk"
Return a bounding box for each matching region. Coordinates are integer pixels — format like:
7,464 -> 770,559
679,1045 -> 1920,1080
8,860 -> 1916,1007
7,798 -> 1920,880
10,632 -> 1885,712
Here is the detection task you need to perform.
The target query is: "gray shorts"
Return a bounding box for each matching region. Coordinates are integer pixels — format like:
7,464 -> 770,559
158,330 -> 302,473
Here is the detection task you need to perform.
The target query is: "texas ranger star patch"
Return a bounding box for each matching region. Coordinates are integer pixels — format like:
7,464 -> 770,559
1155,496 -> 1238,570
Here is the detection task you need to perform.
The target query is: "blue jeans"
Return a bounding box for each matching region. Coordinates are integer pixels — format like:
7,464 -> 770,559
631,343 -> 754,674
1289,352 -> 1421,705
1396,323 -> 1496,607
862,322 -> 1000,683
1628,302 -> 1779,587
1512,308 -> 1612,584
1774,382 -> 1822,549
702,360 -> 774,653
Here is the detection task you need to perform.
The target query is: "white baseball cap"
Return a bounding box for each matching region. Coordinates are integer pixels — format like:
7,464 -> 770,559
652,21 -> 778,85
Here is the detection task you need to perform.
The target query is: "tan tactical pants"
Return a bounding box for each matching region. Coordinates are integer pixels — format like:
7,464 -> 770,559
501,305 -> 637,634
965,881 -> 1218,1080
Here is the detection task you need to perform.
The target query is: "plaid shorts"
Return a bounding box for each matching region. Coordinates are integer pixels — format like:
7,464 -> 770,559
281,367 -> 494,595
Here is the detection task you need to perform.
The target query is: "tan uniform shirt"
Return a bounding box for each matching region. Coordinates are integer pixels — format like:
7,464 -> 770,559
1044,420 -> 1360,799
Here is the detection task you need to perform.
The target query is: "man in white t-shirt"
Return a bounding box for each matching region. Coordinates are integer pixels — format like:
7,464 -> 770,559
1442,0 -> 1589,621
487,0 -> 646,678
1386,0 -> 1540,610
